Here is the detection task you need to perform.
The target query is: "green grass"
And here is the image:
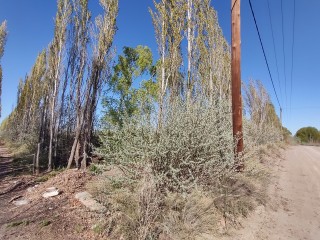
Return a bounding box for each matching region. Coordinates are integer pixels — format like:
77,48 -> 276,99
40,220 -> 51,227
7,220 -> 30,228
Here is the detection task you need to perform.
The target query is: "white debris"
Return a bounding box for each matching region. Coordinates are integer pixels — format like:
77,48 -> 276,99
12,198 -> 30,206
27,184 -> 39,193
42,187 -> 61,198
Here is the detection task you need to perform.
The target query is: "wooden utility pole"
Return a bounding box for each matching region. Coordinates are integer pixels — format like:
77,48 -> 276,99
231,0 -> 244,169
280,107 -> 283,140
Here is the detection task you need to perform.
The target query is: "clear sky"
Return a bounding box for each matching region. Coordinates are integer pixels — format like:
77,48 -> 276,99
0,0 -> 319,135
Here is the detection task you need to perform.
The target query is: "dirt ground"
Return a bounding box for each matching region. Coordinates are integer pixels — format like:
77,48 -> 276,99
224,145 -> 320,240
0,145 -> 107,240
1,145 -> 320,239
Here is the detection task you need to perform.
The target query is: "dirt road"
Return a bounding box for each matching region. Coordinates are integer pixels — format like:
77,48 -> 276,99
228,146 -> 320,240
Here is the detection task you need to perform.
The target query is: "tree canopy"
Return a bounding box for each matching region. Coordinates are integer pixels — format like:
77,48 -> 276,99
295,127 -> 320,143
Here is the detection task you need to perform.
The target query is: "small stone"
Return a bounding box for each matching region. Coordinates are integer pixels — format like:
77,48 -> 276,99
27,185 -> 39,192
42,187 -> 61,198
43,190 -> 60,198
75,191 -> 106,213
13,199 -> 30,206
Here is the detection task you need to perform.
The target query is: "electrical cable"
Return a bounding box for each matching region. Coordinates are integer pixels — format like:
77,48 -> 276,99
267,0 -> 283,106
281,0 -> 288,110
231,0 -> 239,12
289,0 -> 296,116
248,0 -> 282,109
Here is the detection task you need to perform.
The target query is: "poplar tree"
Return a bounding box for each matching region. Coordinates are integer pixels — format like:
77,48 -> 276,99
62,0 -> 91,168
47,0 -> 71,171
244,80 -> 282,145
167,0 -> 184,100
30,51 -> 47,174
197,1 -> 231,102
81,0 -> 118,168
186,0 -> 196,102
0,21 -> 8,118
150,0 -> 184,129
67,0 -> 118,169
150,0 -> 169,129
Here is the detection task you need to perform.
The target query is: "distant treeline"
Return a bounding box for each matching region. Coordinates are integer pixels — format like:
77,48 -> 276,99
295,127 -> 320,144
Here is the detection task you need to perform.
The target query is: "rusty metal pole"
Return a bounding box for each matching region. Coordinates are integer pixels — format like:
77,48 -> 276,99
231,0 -> 244,170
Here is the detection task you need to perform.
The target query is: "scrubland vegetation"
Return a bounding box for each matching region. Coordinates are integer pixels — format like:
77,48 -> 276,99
0,0 -> 287,239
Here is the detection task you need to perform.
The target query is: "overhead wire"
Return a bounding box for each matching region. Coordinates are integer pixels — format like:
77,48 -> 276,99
231,0 -> 239,12
284,106 -> 320,109
289,0 -> 296,116
281,0 -> 288,111
267,0 -> 282,106
248,0 -> 282,109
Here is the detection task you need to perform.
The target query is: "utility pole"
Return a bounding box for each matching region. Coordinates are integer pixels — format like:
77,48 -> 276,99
231,0 -> 244,170
280,107 -> 283,140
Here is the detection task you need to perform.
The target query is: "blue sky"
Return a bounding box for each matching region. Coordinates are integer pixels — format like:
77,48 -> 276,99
0,0 -> 319,135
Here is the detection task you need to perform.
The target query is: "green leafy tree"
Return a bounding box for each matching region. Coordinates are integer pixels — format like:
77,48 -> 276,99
295,127 -> 320,143
103,45 -> 157,127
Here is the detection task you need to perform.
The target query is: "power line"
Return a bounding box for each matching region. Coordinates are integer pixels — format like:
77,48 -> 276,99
231,0 -> 239,12
248,0 -> 282,109
283,106 -> 320,110
267,0 -> 282,106
281,0 -> 288,110
289,0 -> 296,115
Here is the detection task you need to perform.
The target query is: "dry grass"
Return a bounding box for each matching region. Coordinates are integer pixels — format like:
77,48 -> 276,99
162,190 -> 219,240
87,168 -> 162,240
86,152 -> 273,240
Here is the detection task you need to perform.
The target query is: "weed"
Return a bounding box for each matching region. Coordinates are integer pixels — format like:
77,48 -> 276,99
89,164 -> 103,175
92,222 -> 106,235
75,224 -> 85,233
7,220 -> 30,228
40,220 -> 51,227
35,170 -> 62,183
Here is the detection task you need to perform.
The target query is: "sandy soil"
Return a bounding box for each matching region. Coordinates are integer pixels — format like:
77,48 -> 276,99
225,145 -> 320,240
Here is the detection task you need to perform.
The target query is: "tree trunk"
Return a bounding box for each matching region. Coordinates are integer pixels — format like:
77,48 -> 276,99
187,0 -> 193,103
35,142 -> 41,175
67,130 -> 80,169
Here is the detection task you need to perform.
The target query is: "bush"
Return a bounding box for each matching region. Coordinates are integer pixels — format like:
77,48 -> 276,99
98,99 -> 235,192
95,93 -> 279,239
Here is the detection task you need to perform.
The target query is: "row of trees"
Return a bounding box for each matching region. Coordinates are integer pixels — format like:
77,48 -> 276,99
1,0 -> 118,172
150,0 -> 231,128
0,0 -> 283,176
95,2 -> 283,237
0,21 -> 7,118
97,0 -> 283,190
